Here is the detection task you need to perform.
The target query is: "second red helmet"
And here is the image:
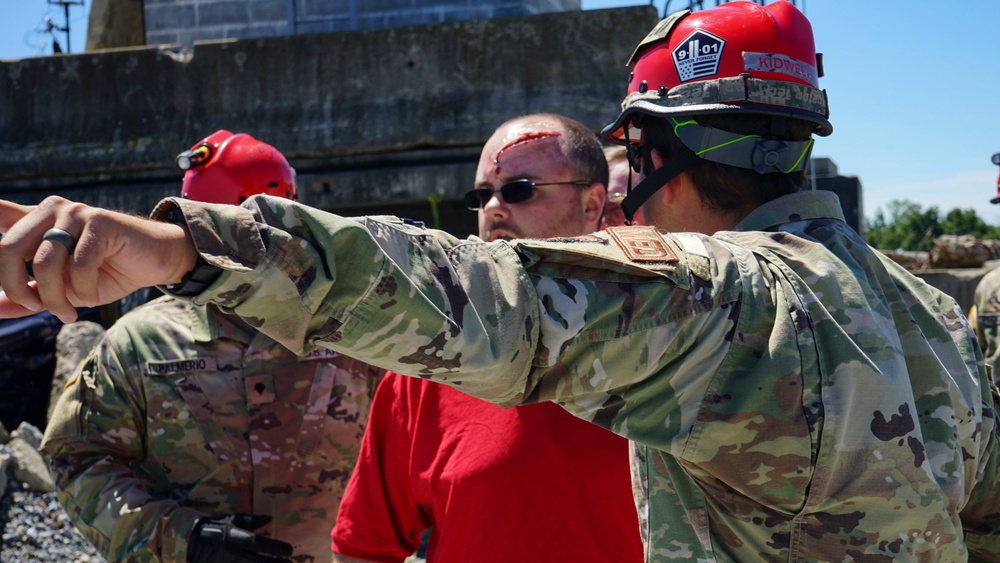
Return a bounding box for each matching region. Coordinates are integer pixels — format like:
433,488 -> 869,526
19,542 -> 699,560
178,130 -> 296,205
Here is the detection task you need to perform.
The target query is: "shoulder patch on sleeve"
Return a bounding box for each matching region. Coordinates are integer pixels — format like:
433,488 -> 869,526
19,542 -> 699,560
608,226 -> 678,263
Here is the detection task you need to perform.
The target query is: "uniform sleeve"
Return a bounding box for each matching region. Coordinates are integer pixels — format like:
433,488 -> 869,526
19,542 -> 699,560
155,197 -> 716,414
155,195 -> 541,408
40,336 -> 205,563
331,372 -> 429,562
154,195 -> 734,455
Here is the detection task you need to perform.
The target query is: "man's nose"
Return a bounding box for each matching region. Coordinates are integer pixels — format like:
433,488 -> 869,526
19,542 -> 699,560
482,192 -> 510,215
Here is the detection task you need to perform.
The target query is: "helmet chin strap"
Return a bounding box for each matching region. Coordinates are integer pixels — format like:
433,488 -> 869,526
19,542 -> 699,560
621,151 -> 702,224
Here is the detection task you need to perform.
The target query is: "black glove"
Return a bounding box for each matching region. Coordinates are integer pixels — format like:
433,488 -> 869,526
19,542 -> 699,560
187,514 -> 293,563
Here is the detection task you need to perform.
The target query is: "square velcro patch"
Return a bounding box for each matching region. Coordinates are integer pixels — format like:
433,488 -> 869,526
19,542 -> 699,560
609,226 -> 679,263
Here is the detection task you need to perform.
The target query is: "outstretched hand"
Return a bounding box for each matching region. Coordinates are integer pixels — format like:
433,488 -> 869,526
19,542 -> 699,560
0,197 -> 198,323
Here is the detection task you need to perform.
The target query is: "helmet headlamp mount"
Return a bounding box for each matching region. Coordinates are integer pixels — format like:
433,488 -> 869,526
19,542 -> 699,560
176,144 -> 212,171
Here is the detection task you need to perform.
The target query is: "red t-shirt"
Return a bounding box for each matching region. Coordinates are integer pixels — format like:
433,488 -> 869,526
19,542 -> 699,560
331,371 -> 643,562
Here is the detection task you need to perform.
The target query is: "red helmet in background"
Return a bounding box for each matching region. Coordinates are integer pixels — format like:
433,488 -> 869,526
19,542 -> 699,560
178,130 -> 296,204
991,152 -> 1000,204
602,0 -> 831,143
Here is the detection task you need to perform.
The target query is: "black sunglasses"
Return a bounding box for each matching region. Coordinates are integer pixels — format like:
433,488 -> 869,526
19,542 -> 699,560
464,179 -> 591,210
626,143 -> 652,174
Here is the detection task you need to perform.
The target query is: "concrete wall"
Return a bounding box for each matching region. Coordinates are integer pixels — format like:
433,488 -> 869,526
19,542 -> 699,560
145,0 -> 581,51
916,266 -> 998,314
1,6 -> 657,236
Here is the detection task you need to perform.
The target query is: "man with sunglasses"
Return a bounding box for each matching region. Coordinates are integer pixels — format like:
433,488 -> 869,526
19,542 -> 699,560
330,113 -> 642,563
4,3 -> 1000,560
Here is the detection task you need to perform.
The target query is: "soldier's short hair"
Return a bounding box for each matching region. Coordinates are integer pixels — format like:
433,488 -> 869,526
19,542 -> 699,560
643,114 -> 814,214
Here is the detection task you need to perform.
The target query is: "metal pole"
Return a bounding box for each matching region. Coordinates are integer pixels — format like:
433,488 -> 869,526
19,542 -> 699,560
287,0 -> 297,35
64,2 -> 71,53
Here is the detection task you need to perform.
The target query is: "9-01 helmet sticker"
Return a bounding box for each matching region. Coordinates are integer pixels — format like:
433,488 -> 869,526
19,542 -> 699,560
672,29 -> 725,82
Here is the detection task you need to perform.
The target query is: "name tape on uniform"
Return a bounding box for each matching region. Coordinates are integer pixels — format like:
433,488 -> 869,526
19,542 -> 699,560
143,357 -> 218,377
298,347 -> 341,362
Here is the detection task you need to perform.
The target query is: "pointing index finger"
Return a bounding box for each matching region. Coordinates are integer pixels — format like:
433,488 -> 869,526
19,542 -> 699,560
0,200 -> 43,313
0,198 -> 77,316
0,200 -> 32,233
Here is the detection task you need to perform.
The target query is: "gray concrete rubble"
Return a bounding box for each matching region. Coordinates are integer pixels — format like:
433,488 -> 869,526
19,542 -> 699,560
0,321 -> 110,559
0,420 -> 104,561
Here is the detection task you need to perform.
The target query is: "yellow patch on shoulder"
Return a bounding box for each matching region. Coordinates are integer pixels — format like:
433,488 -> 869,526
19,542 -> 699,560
63,359 -> 87,390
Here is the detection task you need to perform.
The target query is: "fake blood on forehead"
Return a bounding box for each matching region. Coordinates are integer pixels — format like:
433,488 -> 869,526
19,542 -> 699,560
491,131 -> 561,175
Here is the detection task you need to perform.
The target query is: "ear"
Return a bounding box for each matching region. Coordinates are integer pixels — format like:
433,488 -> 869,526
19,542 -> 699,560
581,181 -> 606,227
648,148 -> 678,205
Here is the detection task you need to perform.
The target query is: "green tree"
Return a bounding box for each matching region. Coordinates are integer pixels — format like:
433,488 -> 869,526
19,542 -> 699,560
866,200 -> 939,252
939,208 -> 1000,240
865,200 -> 1000,252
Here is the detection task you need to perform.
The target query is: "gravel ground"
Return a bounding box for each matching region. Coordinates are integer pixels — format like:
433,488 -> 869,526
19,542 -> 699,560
0,473 -> 426,562
0,478 -> 105,563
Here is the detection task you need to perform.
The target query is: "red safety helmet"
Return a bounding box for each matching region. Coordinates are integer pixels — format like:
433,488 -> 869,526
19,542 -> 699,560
178,130 -> 296,204
602,1 -> 831,143
600,1 -> 831,222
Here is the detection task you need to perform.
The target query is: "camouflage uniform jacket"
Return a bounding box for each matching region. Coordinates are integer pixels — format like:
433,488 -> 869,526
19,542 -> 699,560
973,266 -> 1000,381
41,296 -> 383,563
153,191 -> 1000,562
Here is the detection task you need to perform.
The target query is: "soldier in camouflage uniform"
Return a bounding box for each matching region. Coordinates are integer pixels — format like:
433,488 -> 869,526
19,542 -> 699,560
4,2 -> 1000,561
972,155 -> 1000,379
974,267 -> 1000,377
40,132 -> 383,563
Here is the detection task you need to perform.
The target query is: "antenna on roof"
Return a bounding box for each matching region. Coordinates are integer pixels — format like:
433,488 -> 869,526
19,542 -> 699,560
46,0 -> 85,53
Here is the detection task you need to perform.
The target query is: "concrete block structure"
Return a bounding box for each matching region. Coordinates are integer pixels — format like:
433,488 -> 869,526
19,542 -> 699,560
0,3 -> 865,238
1,6 -> 653,236
144,0 -> 581,50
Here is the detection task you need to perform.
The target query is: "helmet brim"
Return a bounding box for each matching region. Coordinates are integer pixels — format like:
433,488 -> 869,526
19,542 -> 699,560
601,100 -> 833,145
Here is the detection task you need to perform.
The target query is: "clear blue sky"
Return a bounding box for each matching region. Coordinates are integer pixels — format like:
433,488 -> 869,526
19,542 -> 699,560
4,0 -> 1000,226
1,0 -> 89,58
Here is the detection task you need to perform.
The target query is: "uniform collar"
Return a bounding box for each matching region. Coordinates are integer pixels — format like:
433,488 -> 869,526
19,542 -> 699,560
732,190 -> 845,233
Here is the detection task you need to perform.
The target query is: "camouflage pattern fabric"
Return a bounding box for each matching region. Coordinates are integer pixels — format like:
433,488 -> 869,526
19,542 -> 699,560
151,190 -> 1000,562
973,266 -> 1000,382
41,296 -> 383,563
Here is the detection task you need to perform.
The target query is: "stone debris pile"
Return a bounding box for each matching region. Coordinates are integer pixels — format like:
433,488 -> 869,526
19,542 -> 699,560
0,420 -> 105,562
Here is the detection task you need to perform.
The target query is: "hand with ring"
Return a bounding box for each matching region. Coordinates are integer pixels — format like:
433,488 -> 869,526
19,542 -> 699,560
0,196 -> 200,323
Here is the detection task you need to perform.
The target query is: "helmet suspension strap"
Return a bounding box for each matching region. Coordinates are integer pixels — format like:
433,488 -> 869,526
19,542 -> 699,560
620,151 -> 702,224
620,117 -> 704,225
